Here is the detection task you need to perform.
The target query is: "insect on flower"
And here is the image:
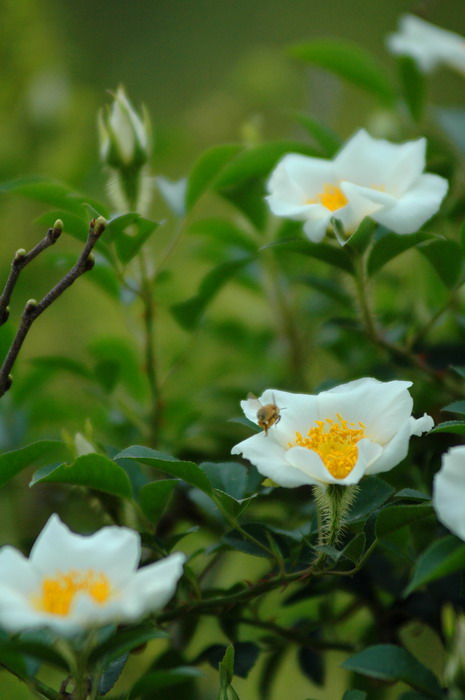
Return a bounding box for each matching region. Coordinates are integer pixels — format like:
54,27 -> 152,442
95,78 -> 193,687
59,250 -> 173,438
247,392 -> 284,435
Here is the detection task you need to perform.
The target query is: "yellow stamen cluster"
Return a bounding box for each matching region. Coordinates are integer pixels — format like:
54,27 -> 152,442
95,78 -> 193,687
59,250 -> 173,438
290,414 -> 366,479
33,569 -> 111,616
309,184 -> 348,212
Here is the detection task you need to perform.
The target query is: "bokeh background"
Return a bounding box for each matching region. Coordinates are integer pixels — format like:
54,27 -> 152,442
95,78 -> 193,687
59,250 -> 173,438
1,1 -> 465,697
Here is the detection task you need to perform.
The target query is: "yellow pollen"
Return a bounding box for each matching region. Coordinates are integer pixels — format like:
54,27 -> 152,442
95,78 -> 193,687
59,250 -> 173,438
33,569 -> 111,616
308,184 -> 348,212
291,414 -> 366,479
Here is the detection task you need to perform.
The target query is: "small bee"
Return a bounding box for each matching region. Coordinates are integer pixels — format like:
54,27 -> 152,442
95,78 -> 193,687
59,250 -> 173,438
247,392 -> 283,435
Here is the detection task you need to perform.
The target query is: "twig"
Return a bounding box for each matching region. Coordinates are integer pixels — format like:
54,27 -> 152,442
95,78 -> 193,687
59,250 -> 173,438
0,217 -> 107,397
0,220 -> 64,326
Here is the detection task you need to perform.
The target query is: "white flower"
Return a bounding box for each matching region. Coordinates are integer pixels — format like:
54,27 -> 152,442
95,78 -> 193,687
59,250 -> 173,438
266,129 -> 448,243
433,446 -> 465,540
387,14 -> 465,74
0,515 -> 185,636
232,378 -> 433,489
98,85 -> 151,169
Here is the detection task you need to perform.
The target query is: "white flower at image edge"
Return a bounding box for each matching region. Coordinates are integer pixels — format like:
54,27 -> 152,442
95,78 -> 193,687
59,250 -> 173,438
387,14 -> 465,74
433,446 -> 465,541
232,378 -> 433,489
266,129 -> 448,243
0,515 -> 185,636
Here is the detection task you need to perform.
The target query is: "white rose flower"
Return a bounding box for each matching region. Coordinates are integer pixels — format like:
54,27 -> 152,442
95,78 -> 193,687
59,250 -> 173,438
433,446 -> 465,540
266,129 -> 448,243
387,14 -> 465,74
232,378 -> 433,489
0,515 -> 185,636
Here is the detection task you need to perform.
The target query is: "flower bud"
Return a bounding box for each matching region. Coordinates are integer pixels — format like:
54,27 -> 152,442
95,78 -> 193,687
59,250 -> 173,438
98,85 -> 151,171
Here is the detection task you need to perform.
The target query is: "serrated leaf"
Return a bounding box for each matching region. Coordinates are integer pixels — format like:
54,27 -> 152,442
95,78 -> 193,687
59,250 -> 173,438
106,213 -> 159,264
346,477 -> 395,524
441,400 -> 465,416
417,238 -> 463,288
341,644 -> 442,698
186,143 -> 243,210
404,535 -> 465,596
199,461 -> 249,499
30,453 -> 132,499
288,39 -> 395,104
129,667 -> 203,698
398,56 -> 426,122
375,503 -> 433,538
139,480 -> 178,524
367,231 -> 430,277
115,445 -> 212,495
263,238 -> 354,274
171,256 -> 254,331
0,440 -> 67,488
213,489 -> 255,519
430,420 -> 465,436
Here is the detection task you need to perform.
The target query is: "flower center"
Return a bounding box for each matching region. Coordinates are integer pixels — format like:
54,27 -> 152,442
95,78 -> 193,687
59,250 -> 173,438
309,184 -> 348,211
292,414 -> 366,479
33,569 -> 111,616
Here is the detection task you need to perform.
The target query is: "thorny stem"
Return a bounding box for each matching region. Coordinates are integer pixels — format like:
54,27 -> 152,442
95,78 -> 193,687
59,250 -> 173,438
0,218 -> 106,398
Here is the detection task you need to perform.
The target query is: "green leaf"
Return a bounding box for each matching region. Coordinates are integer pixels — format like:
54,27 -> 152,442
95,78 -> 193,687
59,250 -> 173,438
297,275 -> 353,309
215,141 -> 318,190
451,365 -> 465,379
171,256 -> 254,331
9,638 -> 70,671
189,218 -> 257,254
0,176 -> 107,218
30,355 -> 93,379
263,238 -> 354,274
346,477 -> 395,524
186,143 -> 243,210
213,489 -> 255,519
345,218 -> 376,255
220,178 -> 268,229
0,440 -> 67,488
293,113 -> 341,156
106,213 -> 160,264
342,692 -> 367,700
199,461 -> 249,499
115,445 -> 212,495
129,667 -> 203,698
375,504 -> 433,538
139,480 -> 178,524
341,644 -> 442,698
442,400 -> 465,416
288,39 -> 395,104
417,238 -> 464,288
404,535 -> 465,596
35,210 -> 89,242
30,453 -> 132,499
430,420 -> 465,436
367,231 -> 430,277
90,624 -> 168,665
393,489 -> 430,502
398,56 -> 426,122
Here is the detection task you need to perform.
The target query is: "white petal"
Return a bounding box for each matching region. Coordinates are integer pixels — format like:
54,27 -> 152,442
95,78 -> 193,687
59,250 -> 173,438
410,413 -> 434,436
232,432 -> 315,487
318,378 -> 414,444
0,547 -> 39,595
30,515 -> 140,586
433,446 -> 465,540
371,173 -> 448,234
365,420 -> 411,475
302,213 -> 333,242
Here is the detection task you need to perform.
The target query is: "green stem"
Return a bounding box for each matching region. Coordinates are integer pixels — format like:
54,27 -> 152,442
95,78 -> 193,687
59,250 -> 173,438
314,484 -> 359,549
353,250 -> 377,343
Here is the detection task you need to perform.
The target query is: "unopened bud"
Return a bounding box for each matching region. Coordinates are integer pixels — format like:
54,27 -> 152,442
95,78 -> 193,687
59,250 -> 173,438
91,216 -> 107,236
13,249 -> 27,265
98,85 -> 151,171
0,306 -> 9,325
50,219 -> 63,241
25,299 -> 37,314
84,254 -> 95,272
